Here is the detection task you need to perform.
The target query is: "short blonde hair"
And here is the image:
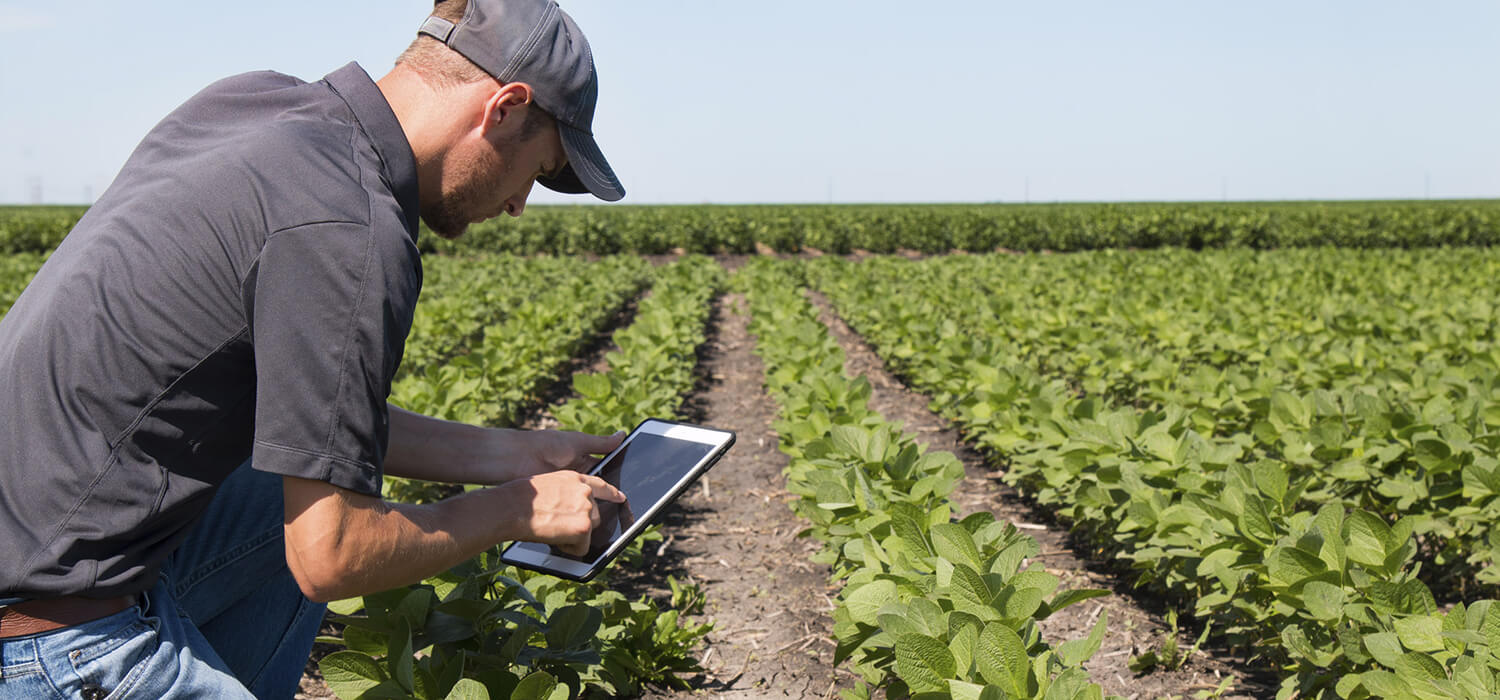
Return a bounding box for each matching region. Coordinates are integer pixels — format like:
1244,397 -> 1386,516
396,0 -> 492,87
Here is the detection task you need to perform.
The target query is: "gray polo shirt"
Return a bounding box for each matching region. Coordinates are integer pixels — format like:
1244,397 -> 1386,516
0,62 -> 422,601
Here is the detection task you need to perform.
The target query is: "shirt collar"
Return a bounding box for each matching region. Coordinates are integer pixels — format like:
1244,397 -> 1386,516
322,62 -> 422,242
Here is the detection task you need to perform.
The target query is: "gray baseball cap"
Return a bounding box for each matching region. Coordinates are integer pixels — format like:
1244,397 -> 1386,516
418,0 -> 624,201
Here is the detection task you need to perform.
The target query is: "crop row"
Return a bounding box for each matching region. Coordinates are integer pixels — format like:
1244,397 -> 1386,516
816,250 -> 1500,588
389,256 -> 649,429
398,255 -> 583,376
4,201 -> 1498,256
0,252 -> 46,321
551,255 -> 725,436
808,252 -> 1500,698
739,258 -> 1112,700
0,207 -> 83,254
320,256 -> 728,700
385,255 -> 651,504
437,201 -> 1500,256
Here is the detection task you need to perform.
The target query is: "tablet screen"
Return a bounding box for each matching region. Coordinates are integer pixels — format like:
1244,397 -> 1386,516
553,432 -> 715,562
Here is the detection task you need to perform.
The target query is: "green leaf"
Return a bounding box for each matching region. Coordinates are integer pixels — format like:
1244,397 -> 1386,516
1393,651 -> 1446,681
845,579 -> 898,626
975,623 -> 1028,695
1271,391 -> 1310,427
327,597 -> 365,616
445,678 -> 491,700
998,585 -> 1044,622
1251,459 -> 1289,506
931,522 -> 984,572
1355,670 -> 1405,697
1314,504 -> 1347,571
814,480 -> 856,510
952,564 -> 995,608
948,610 -> 985,643
419,611 -> 477,647
388,619 -> 415,693
1346,511 -> 1395,569
1363,631 -> 1404,669
438,650 -> 468,699
1058,610 -> 1108,666
509,671 -> 557,700
396,588 -> 436,630
319,651 -> 388,699
894,633 -> 957,693
1484,405 -> 1500,427
1267,546 -> 1327,587
544,604 -> 601,649
1041,668 -> 1099,700
1484,602 -> 1500,651
342,624 -> 389,656
866,426 -> 891,463
1238,494 -> 1276,543
891,510 -> 932,558
1038,588 -> 1110,619
949,622 -> 978,677
830,425 -> 871,460
907,597 -> 947,637
948,680 -> 1007,700
1393,615 -> 1445,653
879,610 -> 925,640
1282,625 -> 1337,667
1302,581 -> 1346,621
571,372 -> 610,399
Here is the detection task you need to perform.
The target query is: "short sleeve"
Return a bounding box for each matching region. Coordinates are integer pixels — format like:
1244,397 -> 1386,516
246,221 -> 420,496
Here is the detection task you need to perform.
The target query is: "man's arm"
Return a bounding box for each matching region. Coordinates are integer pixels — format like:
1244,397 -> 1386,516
283,404 -> 627,602
383,403 -> 508,483
384,403 -> 623,484
282,471 -> 623,602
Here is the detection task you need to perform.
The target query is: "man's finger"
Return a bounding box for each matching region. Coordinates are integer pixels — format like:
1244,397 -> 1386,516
582,474 -> 625,503
586,429 -> 626,454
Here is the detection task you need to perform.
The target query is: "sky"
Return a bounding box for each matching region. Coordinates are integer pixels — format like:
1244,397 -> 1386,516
1,1 -> 1496,206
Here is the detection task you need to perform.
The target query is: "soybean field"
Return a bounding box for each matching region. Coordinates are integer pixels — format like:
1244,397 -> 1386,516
2,202 -> 1499,700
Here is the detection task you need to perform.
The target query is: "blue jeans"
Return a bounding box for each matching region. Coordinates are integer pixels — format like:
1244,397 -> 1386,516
0,464 -> 326,699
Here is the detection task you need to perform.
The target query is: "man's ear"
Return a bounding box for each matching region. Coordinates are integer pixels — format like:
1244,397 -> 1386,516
480,82 -> 536,136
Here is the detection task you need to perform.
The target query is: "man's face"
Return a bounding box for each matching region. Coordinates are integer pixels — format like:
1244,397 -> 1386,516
422,110 -> 567,239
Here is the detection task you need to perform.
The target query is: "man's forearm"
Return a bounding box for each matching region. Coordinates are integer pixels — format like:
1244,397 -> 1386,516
283,476 -> 531,601
385,402 -> 523,484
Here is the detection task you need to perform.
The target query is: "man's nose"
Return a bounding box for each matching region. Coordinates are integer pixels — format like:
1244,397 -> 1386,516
505,180 -> 536,217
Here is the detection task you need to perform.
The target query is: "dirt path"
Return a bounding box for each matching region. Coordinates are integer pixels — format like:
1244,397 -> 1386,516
634,292 -> 850,699
807,290 -> 1272,699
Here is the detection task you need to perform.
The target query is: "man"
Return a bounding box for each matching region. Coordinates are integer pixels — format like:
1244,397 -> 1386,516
0,0 -> 626,696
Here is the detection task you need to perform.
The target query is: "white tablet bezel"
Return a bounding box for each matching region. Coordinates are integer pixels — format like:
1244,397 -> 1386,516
501,419 -> 734,581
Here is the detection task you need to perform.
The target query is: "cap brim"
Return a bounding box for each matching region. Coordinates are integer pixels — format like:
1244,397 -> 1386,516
539,122 -> 624,202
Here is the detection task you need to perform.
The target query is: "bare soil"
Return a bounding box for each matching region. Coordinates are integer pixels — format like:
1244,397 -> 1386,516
629,292 -> 852,699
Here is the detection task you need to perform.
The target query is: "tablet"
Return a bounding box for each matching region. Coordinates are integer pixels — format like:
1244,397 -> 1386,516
500,418 -> 736,582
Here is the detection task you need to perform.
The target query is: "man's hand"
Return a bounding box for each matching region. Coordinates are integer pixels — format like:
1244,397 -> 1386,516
502,470 -> 626,556
508,429 -> 625,479
384,403 -> 624,485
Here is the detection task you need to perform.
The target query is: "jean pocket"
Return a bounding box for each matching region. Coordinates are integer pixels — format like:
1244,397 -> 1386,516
64,612 -> 161,700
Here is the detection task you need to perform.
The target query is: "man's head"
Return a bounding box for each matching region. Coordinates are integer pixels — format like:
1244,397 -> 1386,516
389,0 -> 623,237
